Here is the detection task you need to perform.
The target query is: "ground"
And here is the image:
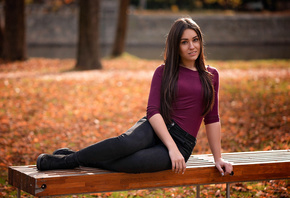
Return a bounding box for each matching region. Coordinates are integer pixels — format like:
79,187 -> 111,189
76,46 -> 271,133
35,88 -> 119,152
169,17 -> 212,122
0,56 -> 289,197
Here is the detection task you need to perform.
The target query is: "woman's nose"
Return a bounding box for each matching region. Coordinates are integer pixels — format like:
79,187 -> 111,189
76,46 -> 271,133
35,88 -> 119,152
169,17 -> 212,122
189,41 -> 194,49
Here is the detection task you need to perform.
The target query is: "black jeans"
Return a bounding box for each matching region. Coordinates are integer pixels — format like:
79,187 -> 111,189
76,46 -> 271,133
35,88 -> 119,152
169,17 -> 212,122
75,117 -> 196,173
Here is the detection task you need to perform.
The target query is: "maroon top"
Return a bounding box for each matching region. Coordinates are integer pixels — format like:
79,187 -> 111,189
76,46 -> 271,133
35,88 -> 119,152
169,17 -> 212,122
146,64 -> 220,138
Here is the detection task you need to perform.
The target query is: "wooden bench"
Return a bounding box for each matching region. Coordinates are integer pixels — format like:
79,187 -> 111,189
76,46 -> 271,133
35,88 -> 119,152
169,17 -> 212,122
8,150 -> 290,198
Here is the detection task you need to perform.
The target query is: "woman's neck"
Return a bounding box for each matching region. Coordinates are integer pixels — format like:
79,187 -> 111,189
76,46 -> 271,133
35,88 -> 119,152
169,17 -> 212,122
180,62 -> 197,71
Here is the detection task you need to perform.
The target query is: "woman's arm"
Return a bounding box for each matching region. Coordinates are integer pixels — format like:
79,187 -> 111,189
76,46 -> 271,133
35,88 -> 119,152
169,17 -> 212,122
149,113 -> 186,174
205,122 -> 233,176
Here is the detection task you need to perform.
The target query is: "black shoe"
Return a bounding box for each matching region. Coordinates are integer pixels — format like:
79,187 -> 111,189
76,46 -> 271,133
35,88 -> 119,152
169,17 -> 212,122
36,153 -> 78,171
52,148 -> 75,155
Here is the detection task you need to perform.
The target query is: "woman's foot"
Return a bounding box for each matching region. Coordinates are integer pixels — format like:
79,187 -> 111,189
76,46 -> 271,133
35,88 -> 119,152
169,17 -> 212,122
36,153 -> 78,171
52,148 -> 75,155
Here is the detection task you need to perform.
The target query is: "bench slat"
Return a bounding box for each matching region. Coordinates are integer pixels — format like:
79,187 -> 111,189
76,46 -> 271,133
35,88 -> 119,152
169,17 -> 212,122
8,150 -> 290,197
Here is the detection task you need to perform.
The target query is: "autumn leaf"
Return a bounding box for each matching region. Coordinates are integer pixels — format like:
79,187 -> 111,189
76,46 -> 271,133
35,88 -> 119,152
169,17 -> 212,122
0,57 -> 289,197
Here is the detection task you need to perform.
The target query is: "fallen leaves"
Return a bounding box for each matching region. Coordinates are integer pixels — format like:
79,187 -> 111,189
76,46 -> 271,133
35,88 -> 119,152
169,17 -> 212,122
0,57 -> 289,197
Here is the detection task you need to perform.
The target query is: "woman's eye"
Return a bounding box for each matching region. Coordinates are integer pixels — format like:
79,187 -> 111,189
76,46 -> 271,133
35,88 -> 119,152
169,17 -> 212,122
193,38 -> 199,42
181,41 -> 188,44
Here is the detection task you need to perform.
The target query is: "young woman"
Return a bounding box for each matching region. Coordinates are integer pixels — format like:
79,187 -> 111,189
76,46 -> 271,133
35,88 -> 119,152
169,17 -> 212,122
37,17 -> 233,176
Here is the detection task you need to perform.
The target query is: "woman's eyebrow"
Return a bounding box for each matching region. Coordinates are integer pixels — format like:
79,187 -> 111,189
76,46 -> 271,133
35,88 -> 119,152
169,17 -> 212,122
181,36 -> 198,40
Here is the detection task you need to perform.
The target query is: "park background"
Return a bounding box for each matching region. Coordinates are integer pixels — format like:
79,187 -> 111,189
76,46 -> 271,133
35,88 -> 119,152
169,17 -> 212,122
0,0 -> 289,197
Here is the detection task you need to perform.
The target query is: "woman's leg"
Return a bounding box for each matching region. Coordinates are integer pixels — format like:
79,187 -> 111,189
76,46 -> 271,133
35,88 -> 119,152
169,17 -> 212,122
75,117 -> 158,166
92,123 -> 196,173
93,143 -> 172,173
37,117 -> 159,170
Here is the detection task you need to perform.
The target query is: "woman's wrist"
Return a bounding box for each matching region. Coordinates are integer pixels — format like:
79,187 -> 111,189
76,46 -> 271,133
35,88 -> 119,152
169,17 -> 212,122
214,156 -> 223,163
166,142 -> 179,152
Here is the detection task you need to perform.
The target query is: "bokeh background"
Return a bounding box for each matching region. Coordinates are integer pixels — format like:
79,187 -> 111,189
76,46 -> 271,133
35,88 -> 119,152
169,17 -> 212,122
0,0 -> 289,197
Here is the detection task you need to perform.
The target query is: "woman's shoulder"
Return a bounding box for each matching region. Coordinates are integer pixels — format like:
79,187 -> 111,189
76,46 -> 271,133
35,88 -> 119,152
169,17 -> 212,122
206,65 -> 219,83
157,64 -> 165,70
154,64 -> 165,74
206,65 -> 219,75
206,65 -> 218,73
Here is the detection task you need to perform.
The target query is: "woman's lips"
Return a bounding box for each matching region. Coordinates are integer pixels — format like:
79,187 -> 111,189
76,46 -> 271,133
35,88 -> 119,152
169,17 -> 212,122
188,51 -> 197,56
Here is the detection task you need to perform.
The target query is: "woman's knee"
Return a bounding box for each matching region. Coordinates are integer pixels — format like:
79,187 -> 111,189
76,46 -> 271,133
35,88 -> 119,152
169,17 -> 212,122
121,119 -> 157,146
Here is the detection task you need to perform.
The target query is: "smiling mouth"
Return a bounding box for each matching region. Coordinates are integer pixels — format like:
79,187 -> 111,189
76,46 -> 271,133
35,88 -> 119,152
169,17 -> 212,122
189,51 -> 197,55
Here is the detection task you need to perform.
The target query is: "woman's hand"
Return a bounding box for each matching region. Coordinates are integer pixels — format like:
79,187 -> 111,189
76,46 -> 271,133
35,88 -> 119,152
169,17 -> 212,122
215,158 -> 233,176
169,148 -> 186,174
148,114 -> 187,174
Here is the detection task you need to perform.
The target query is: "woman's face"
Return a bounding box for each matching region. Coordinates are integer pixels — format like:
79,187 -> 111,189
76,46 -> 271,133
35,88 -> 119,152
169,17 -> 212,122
179,28 -> 201,67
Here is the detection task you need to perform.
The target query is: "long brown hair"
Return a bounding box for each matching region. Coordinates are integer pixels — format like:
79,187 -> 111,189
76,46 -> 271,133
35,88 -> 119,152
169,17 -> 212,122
161,18 -> 215,124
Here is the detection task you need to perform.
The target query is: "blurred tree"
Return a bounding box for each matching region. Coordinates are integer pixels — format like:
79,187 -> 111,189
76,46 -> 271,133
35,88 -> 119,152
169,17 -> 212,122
0,10 -> 3,57
111,0 -> 130,57
139,0 -> 147,10
201,0 -> 242,9
261,0 -> 276,11
75,0 -> 102,70
2,0 -> 27,61
176,0 -> 195,10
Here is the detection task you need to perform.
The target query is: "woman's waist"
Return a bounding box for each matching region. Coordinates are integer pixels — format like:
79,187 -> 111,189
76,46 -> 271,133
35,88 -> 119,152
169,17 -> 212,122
166,120 -> 197,143
169,116 -> 202,138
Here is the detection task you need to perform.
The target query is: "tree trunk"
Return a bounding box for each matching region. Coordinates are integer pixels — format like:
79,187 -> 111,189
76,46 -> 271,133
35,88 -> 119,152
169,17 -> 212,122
2,0 -> 27,61
139,0 -> 147,10
0,11 -> 4,57
111,0 -> 130,57
76,0 -> 102,70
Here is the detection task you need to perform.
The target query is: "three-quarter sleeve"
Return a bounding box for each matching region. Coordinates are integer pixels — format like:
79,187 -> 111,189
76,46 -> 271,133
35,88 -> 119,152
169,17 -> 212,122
146,65 -> 164,120
204,67 -> 220,125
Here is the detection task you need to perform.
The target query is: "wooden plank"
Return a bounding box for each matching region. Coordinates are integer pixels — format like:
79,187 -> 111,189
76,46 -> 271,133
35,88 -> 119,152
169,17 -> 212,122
8,150 -> 290,197
193,150 -> 290,165
8,166 -> 36,195
32,162 -> 290,196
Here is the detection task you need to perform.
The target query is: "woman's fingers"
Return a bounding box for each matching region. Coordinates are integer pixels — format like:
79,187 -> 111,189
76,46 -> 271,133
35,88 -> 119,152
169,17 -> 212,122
215,159 -> 233,176
221,161 -> 233,175
215,163 -> 225,176
172,161 -> 178,173
181,160 -> 186,174
225,162 -> 233,175
169,149 -> 186,174
172,158 -> 186,174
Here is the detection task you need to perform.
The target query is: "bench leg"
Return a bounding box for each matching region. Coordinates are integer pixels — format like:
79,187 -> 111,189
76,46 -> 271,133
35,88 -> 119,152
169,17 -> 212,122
196,185 -> 200,198
226,183 -> 231,198
17,188 -> 21,198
